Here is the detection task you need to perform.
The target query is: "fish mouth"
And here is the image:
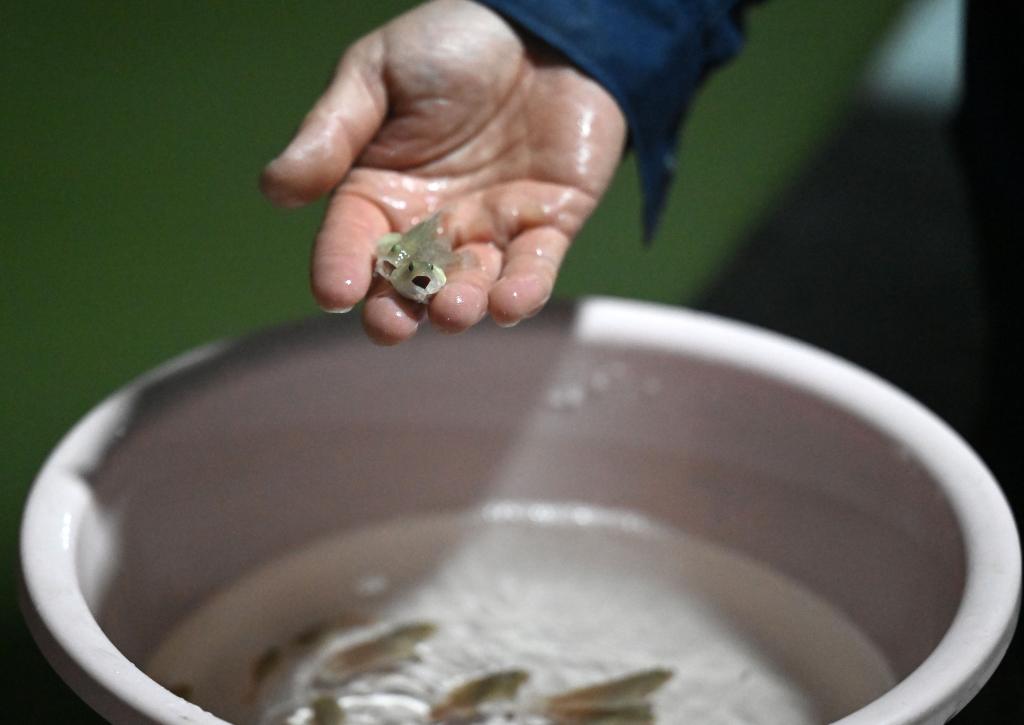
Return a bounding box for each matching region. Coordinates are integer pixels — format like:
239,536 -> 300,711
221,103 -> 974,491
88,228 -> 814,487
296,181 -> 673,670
411,275 -> 432,290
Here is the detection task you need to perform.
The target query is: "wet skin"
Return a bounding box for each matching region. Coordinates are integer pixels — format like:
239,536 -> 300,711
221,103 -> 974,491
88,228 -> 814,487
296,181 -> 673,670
260,0 -> 626,344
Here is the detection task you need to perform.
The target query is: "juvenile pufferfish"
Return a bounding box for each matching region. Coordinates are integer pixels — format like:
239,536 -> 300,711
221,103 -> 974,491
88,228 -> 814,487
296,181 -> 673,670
374,213 -> 457,304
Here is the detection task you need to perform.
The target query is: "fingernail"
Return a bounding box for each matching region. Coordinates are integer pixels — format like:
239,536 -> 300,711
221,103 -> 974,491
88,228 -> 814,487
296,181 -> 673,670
322,305 -> 354,314
496,318 -> 520,329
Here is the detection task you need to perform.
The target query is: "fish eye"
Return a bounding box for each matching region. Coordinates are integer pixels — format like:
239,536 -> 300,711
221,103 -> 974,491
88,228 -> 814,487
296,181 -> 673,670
389,244 -> 401,255
427,264 -> 434,270
408,262 -> 415,271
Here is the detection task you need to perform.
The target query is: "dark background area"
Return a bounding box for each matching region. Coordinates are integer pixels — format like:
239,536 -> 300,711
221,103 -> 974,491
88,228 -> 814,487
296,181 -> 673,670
697,100 -> 1020,724
4,0 -> 1017,722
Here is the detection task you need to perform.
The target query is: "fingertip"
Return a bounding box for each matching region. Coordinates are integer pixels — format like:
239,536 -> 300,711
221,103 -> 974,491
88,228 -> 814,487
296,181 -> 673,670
260,156 -> 336,208
428,282 -> 489,334
310,253 -> 371,313
259,162 -> 303,208
362,289 -> 424,345
489,275 -> 549,327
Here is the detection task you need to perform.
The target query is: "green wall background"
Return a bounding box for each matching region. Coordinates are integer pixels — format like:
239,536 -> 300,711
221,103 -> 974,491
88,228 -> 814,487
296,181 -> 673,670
2,1 -> 897,720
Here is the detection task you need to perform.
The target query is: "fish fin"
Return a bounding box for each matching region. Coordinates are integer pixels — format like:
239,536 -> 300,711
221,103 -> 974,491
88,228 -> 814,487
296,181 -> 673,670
319,621 -> 437,679
431,669 -> 530,720
547,703 -> 654,724
375,232 -> 403,255
546,668 -> 673,710
402,212 -> 445,251
432,246 -> 460,270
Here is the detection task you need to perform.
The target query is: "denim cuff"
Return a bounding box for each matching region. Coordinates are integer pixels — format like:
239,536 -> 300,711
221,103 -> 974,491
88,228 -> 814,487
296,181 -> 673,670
476,0 -> 748,239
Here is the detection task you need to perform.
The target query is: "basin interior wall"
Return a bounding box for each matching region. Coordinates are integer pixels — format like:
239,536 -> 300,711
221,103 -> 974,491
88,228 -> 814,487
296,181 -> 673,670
72,314 -> 966,697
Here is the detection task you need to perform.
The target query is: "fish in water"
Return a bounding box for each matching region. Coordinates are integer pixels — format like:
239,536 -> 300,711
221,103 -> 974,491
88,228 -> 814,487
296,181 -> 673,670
430,669 -> 531,720
317,621 -> 438,682
546,703 -> 655,725
248,613 -> 375,701
545,668 -> 673,710
374,212 -> 457,304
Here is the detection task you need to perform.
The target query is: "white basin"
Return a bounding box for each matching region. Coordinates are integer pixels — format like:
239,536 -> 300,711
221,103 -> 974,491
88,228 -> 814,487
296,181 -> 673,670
19,298 -> 1020,724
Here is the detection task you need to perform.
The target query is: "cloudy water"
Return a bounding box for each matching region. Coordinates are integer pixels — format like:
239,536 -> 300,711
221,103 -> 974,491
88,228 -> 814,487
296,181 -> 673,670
147,503 -> 894,724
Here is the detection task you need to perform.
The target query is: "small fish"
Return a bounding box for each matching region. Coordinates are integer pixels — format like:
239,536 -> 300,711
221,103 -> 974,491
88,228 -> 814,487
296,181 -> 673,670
430,669 -> 530,720
310,695 -> 346,725
546,669 -> 673,711
547,703 -> 654,725
318,621 -> 438,680
374,212 -> 457,303
249,615 -> 376,701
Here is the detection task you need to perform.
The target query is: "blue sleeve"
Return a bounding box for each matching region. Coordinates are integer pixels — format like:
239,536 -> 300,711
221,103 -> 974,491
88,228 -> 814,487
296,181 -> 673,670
475,0 -> 749,239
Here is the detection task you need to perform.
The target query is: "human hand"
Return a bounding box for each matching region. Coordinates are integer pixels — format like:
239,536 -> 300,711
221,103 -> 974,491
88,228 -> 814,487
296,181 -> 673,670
260,0 -> 626,344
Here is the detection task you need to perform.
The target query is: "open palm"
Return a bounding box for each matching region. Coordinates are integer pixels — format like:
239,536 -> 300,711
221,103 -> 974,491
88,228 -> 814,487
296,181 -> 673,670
261,0 -> 626,344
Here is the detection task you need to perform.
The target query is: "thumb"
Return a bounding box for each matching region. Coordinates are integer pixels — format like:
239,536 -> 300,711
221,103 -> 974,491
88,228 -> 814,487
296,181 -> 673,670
260,35 -> 387,208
